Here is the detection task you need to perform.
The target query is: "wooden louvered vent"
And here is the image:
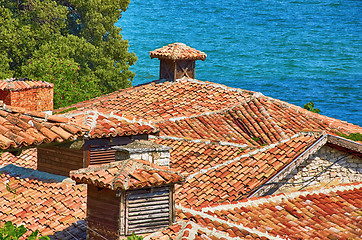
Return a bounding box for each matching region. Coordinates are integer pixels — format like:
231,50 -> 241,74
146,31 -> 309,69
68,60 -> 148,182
126,186 -> 171,235
89,147 -> 117,165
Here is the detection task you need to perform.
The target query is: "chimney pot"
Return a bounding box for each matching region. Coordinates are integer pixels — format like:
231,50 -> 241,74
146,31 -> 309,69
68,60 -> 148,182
149,43 -> 207,81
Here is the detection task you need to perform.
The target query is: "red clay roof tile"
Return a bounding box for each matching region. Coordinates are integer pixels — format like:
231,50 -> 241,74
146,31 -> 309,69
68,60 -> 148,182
71,158 -> 183,191
0,173 -> 86,238
149,43 -> 207,61
0,78 -> 53,91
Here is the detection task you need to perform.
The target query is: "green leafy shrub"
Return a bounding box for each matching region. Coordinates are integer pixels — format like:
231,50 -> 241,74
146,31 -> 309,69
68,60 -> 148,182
0,221 -> 50,240
337,132 -> 362,141
303,101 -> 321,114
126,233 -> 143,240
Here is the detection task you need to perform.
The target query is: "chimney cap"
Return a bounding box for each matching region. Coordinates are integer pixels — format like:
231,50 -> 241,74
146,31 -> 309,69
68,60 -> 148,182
149,42 -> 207,61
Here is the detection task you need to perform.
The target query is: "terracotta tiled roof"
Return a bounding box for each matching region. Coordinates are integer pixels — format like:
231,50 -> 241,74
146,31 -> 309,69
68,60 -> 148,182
149,43 -> 207,61
0,148 -> 37,169
201,182 -> 362,239
0,106 -> 157,150
147,183 -> 362,239
175,133 -> 320,208
71,158 -> 183,190
152,136 -> 250,175
0,173 -> 86,238
0,78 -> 53,91
56,78 -> 255,122
57,78 -> 361,146
64,110 -> 159,139
0,106 -> 87,149
157,96 -> 362,146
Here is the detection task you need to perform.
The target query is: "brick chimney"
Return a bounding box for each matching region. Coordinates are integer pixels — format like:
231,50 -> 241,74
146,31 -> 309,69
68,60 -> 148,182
70,142 -> 183,239
0,78 -> 53,112
149,43 -> 207,81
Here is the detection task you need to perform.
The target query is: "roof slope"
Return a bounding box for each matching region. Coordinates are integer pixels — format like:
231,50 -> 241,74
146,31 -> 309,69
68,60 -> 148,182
71,158 -> 183,190
201,182 -> 362,239
57,78 -> 362,146
0,106 -> 159,150
65,110 -> 158,139
57,78 -> 255,122
0,106 -> 87,149
146,182 -> 362,240
0,173 -> 86,238
0,148 -> 37,169
174,133 -> 320,208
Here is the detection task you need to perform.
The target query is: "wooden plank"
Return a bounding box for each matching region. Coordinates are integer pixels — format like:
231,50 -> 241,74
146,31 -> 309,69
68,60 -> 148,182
125,192 -> 129,235
129,225 -> 167,235
128,195 -> 169,203
128,208 -> 168,219
129,203 -> 170,212
128,200 -> 169,208
128,218 -> 169,227
119,191 -> 125,236
169,185 -> 174,224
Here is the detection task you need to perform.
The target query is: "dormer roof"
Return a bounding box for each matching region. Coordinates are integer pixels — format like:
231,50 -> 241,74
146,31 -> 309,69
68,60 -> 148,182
149,43 -> 207,61
70,158 -> 183,191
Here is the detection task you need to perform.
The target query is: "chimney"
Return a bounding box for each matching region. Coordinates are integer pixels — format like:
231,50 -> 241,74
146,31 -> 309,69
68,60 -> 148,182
71,145 -> 183,239
149,43 -> 207,81
0,78 -> 53,112
113,140 -> 172,166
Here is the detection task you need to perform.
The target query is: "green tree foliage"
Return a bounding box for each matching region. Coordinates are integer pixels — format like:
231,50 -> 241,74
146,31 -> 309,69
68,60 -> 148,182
0,0 -> 136,108
126,233 -> 143,240
303,101 -> 321,114
0,221 -> 50,240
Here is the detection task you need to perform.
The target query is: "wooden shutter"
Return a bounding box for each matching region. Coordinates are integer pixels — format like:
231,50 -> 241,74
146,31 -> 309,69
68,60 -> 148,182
89,147 -> 116,165
126,187 -> 170,235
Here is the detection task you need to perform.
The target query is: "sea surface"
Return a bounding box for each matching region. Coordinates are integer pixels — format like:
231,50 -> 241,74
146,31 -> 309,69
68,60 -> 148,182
117,0 -> 362,126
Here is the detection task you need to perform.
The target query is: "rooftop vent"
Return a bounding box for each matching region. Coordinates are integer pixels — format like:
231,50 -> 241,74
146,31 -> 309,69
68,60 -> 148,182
150,43 -> 207,81
71,157 -> 183,238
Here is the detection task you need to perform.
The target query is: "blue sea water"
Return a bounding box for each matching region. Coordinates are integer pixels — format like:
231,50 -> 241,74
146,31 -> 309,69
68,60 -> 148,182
117,0 -> 362,126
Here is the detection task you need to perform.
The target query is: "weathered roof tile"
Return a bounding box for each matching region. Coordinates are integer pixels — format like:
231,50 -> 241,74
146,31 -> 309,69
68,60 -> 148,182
71,158 -> 183,191
149,43 -> 207,61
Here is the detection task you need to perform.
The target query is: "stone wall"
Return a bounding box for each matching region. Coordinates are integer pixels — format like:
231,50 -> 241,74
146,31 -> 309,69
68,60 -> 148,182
274,145 -> 361,194
114,140 -> 171,166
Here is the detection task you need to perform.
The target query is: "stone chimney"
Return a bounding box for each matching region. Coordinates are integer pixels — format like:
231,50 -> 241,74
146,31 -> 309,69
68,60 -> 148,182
149,43 -> 207,81
0,78 -> 53,112
113,140 -> 172,166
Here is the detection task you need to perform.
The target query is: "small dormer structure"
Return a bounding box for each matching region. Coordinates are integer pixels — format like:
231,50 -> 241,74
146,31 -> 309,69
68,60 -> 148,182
149,43 -> 207,81
0,78 -> 53,112
71,152 -> 183,239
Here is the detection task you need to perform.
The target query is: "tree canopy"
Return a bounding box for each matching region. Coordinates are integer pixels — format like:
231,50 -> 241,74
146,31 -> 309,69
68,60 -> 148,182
0,0 -> 136,108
